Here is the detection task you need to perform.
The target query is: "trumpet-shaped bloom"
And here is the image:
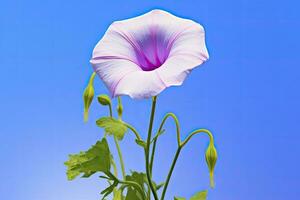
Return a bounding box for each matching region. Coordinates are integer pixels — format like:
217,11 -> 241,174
90,9 -> 209,99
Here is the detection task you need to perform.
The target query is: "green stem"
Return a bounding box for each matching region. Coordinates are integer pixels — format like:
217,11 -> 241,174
150,113 -> 181,174
108,102 -> 126,180
111,158 -> 118,178
160,147 -> 182,200
181,129 -> 214,147
145,96 -> 159,200
124,123 -> 142,140
149,139 -> 157,175
114,136 -> 126,180
160,128 -> 214,199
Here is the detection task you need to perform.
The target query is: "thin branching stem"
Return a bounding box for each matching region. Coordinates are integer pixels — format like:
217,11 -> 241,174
150,113 -> 181,174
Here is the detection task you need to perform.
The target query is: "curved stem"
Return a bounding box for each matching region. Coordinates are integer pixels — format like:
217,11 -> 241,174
114,136 -> 126,179
124,123 -> 142,141
180,129 -> 213,148
145,96 -> 159,200
160,147 -> 182,200
150,113 -> 181,173
160,129 -> 214,199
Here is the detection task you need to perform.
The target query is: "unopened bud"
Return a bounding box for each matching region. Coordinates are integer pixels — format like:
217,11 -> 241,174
117,97 -> 123,119
83,72 -> 96,122
205,142 -> 217,188
97,94 -> 111,106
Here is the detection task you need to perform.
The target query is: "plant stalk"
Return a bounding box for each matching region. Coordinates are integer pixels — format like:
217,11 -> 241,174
160,146 -> 182,200
114,136 -> 126,180
145,96 -> 159,200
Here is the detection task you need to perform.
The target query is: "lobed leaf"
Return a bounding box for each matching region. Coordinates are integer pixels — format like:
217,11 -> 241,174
124,171 -> 148,200
125,187 -> 143,200
96,117 -> 127,140
64,138 -> 111,180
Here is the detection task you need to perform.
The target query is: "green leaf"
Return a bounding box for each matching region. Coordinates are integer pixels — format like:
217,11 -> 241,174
124,171 -> 147,200
96,117 -> 127,140
64,138 -> 111,180
190,190 -> 207,200
135,139 -> 147,148
125,187 -> 143,200
125,171 -> 147,191
174,197 -> 186,200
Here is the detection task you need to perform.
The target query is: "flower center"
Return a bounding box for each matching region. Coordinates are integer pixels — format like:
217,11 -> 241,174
133,29 -> 171,71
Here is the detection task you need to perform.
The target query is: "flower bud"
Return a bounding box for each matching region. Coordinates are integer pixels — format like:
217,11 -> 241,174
97,94 -> 111,106
205,142 -> 217,188
117,97 -> 123,119
83,72 -> 96,122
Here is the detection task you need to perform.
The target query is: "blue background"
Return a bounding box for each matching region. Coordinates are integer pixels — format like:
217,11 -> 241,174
1,0 -> 299,199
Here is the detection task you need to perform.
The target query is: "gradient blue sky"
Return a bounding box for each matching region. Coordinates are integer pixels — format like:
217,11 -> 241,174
1,0 -> 299,199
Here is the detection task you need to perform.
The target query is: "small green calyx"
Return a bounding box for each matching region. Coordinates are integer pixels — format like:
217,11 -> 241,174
97,94 -> 111,106
205,142 -> 217,188
83,72 -> 96,122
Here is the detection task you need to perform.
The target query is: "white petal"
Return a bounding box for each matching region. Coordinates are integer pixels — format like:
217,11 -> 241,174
156,15 -> 209,86
91,59 -> 141,95
90,9 -> 209,99
114,70 -> 166,99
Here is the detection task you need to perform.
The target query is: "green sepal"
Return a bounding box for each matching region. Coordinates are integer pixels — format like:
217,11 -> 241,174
64,138 -> 111,180
96,117 -> 127,140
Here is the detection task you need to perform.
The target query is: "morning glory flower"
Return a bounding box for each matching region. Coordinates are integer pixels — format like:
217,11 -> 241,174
90,9 -> 209,99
